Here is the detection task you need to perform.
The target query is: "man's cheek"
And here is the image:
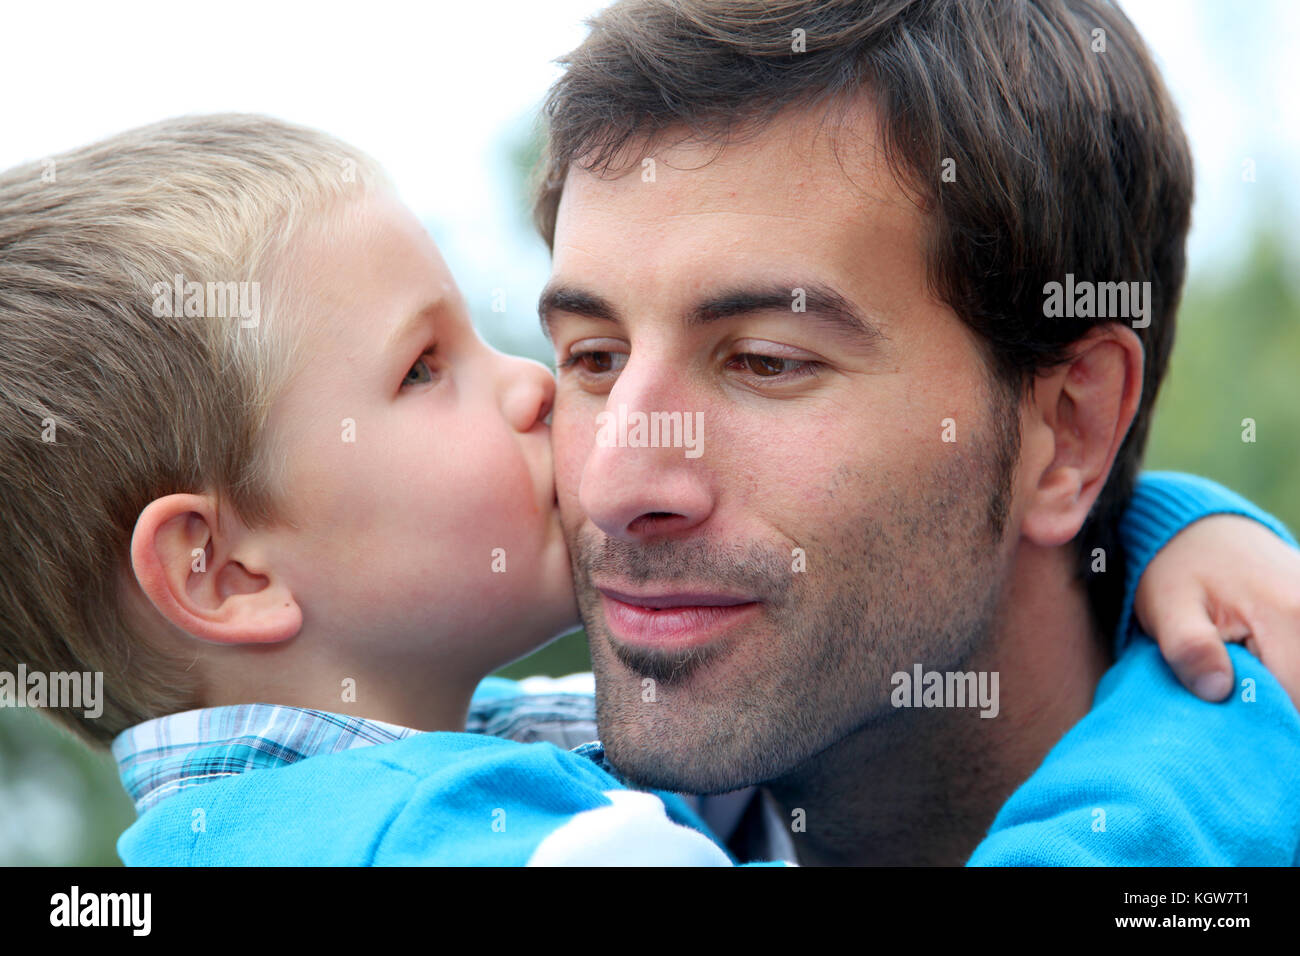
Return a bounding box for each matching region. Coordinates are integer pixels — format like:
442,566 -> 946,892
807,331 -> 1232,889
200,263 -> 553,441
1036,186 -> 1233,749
552,414 -> 594,500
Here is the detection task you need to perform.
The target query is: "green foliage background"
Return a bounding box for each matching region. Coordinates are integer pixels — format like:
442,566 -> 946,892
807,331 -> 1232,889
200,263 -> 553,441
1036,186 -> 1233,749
1143,229 -> 1299,531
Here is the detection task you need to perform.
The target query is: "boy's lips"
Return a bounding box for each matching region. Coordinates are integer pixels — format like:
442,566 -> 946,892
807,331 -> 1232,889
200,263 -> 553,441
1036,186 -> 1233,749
596,586 -> 760,649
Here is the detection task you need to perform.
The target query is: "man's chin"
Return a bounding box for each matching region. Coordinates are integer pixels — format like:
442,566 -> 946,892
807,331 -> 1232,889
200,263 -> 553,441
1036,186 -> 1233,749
600,726 -> 758,795
590,638 -> 786,795
603,631 -> 727,686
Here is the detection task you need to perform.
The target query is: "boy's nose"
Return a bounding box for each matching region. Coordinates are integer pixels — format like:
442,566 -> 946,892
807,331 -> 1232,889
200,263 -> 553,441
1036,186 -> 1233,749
498,353 -> 556,433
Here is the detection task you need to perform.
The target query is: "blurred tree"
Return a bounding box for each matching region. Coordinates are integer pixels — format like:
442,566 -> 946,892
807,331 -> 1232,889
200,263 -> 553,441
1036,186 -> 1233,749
1145,224 -> 1300,534
0,708 -> 133,865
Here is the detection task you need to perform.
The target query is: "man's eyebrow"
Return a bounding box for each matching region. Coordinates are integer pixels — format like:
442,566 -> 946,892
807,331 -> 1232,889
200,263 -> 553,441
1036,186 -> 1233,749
689,283 -> 883,344
537,284 -> 620,340
537,280 -> 883,345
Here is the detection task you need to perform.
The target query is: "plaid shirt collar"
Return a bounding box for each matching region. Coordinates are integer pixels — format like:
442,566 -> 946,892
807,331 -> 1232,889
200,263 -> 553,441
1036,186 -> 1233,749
111,704 -> 422,814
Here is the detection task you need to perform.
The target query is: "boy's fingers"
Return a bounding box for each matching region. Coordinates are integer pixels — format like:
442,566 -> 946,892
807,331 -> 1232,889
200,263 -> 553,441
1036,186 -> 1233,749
1149,598 -> 1234,701
1242,607 -> 1300,713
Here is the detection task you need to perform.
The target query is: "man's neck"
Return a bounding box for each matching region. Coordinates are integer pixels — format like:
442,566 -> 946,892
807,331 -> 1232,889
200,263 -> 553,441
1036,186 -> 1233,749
765,543 -> 1112,866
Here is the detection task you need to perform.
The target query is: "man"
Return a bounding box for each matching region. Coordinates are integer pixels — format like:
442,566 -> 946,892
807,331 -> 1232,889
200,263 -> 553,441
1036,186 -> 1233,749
523,0 -> 1300,864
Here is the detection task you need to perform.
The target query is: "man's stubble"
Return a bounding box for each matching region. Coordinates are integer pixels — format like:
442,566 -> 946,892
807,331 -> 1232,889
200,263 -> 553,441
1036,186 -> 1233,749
570,383 -> 1022,795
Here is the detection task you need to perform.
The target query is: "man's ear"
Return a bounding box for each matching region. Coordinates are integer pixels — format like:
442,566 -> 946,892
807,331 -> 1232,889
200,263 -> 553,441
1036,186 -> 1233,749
130,493 -> 302,645
1019,324 -> 1144,548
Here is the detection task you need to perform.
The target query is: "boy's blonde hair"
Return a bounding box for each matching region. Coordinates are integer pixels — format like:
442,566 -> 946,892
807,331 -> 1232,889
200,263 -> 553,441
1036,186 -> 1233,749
0,114 -> 388,746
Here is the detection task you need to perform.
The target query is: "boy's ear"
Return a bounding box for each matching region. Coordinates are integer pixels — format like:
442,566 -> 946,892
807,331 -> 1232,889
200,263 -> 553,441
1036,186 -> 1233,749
130,493 -> 301,646
1018,323 -> 1144,548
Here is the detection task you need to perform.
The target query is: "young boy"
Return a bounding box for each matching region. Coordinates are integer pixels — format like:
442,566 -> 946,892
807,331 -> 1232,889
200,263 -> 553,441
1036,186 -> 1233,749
1,115 -> 1296,865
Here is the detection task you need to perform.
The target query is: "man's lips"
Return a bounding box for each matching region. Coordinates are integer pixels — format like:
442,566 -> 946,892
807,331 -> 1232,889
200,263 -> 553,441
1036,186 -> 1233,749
598,587 -> 754,609
596,586 -> 760,648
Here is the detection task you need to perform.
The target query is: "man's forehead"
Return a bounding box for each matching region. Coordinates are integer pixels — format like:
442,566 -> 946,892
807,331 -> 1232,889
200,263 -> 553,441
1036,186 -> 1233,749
549,106 -> 927,327
558,100 -> 908,225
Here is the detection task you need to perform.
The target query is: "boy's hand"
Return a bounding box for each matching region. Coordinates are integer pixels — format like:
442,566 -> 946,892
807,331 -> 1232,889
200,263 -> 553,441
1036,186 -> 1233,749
1137,514 -> 1300,710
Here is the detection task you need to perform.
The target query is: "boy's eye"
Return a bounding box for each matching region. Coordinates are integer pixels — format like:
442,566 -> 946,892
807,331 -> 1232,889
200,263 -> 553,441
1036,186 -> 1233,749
402,353 -> 436,388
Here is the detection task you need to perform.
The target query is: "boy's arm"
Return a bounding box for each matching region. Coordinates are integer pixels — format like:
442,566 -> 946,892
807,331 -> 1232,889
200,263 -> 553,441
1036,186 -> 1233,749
969,475 -> 1300,866
967,639 -> 1300,865
1127,472 -> 1300,708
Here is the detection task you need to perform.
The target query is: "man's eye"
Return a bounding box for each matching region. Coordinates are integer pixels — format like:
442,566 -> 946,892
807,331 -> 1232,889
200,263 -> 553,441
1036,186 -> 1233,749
561,350 -> 628,375
402,354 -> 436,388
728,353 -> 819,380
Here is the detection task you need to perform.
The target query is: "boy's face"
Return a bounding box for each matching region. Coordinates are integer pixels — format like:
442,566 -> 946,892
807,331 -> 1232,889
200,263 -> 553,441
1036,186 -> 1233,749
261,191 -> 576,680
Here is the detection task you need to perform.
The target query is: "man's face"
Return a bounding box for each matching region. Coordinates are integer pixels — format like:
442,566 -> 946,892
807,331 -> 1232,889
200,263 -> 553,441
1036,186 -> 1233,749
544,103 -> 1023,794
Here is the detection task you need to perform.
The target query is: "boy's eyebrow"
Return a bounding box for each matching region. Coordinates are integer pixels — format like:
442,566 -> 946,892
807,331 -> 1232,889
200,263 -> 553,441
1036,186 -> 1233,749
538,280 -> 883,346
385,300 -> 445,353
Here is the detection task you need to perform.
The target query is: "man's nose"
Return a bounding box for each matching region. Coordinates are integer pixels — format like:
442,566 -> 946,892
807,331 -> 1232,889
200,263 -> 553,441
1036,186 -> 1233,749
498,353 -> 555,433
577,359 -> 713,541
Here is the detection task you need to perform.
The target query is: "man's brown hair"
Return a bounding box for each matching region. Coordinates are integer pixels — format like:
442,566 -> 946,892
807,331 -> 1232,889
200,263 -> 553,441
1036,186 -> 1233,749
533,0 -> 1193,638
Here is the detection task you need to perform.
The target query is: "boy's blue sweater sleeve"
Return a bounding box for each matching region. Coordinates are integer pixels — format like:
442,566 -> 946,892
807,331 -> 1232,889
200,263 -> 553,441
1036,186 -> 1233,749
966,474 -> 1300,866
1117,471 -> 1297,655
967,641 -> 1300,865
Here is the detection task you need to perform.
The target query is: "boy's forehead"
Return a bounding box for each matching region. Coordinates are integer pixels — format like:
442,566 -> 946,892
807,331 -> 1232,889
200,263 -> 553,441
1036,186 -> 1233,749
278,191 -> 454,345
